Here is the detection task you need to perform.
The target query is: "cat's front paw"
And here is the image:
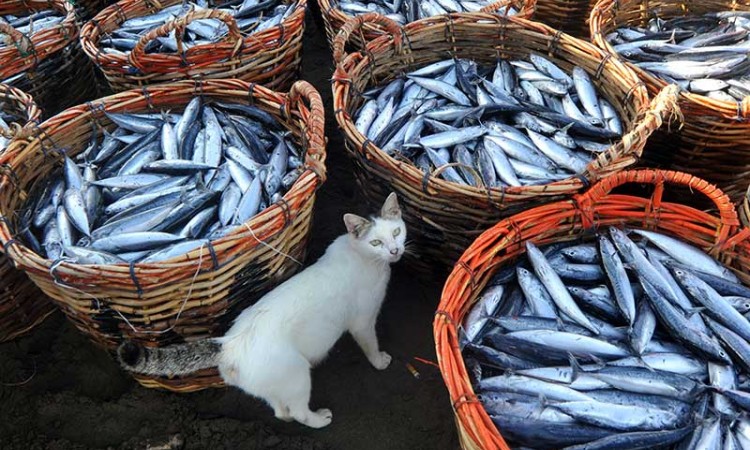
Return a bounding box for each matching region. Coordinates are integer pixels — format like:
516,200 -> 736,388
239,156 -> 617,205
369,351 -> 392,370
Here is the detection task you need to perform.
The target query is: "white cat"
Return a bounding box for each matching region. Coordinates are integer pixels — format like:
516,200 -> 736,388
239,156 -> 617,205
118,193 -> 407,429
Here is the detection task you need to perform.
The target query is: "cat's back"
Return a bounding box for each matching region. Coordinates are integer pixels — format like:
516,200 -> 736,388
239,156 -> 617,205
221,235 -> 367,339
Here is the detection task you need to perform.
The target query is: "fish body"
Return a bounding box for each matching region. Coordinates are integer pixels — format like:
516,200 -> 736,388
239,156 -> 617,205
525,242 -> 599,334
599,235 -> 635,325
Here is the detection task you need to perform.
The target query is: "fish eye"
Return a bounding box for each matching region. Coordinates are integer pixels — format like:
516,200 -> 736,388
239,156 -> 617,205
370,239 -> 382,246
393,228 -> 401,237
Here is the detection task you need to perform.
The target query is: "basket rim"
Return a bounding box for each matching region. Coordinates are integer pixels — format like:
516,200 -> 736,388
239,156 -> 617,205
0,78 -> 326,273
332,12 -> 674,205
317,0 -> 536,42
589,0 -> 750,119
79,0 -> 307,70
0,0 -> 79,79
433,169 -> 749,450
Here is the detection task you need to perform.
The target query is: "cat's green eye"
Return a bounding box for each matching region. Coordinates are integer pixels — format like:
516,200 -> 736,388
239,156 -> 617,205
393,228 -> 401,237
370,239 -> 382,246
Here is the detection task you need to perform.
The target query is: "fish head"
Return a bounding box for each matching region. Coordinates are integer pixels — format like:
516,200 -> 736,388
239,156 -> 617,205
343,192 -> 407,264
669,266 -> 688,283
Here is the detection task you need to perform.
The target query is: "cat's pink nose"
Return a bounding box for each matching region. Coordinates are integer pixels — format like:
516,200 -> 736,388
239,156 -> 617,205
390,248 -> 398,255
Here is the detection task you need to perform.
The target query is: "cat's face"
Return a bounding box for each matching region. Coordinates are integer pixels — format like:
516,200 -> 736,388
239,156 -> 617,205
344,193 -> 407,264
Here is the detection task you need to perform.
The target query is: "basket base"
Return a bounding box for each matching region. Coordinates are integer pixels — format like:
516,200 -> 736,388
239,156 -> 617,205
132,368 -> 226,393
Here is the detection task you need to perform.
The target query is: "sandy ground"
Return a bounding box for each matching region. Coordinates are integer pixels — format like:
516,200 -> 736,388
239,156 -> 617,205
0,10 -> 459,450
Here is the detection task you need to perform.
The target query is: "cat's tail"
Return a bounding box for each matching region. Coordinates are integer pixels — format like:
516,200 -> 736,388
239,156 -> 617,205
117,339 -> 221,377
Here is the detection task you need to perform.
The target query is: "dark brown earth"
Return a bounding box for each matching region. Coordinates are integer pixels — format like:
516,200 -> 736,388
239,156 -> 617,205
0,10 -> 459,450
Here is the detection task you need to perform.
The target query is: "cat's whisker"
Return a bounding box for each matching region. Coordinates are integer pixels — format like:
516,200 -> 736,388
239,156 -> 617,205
403,247 -> 419,257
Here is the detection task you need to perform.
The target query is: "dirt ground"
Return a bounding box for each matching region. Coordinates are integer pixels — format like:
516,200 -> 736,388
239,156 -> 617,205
0,11 -> 459,450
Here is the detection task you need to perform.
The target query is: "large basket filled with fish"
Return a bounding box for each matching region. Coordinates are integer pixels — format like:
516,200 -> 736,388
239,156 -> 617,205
80,0 -> 307,93
317,0 -> 535,51
0,83 -> 55,343
435,169 -> 750,450
591,0 -> 750,202
0,79 -> 327,392
0,0 -> 98,118
534,0 -> 595,38
332,12 -> 679,275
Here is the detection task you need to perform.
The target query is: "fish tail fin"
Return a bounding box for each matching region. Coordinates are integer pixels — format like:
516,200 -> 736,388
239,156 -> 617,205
635,356 -> 655,371
568,353 -> 583,381
702,384 -> 720,394
698,382 -> 720,396
588,354 -> 607,370
704,404 -> 722,420
457,326 -> 471,350
117,339 -> 221,377
535,394 -> 548,417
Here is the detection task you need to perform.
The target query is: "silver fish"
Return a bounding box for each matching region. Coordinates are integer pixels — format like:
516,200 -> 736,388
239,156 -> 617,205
525,241 -> 598,334
22,99 -> 302,262
599,235 -> 635,325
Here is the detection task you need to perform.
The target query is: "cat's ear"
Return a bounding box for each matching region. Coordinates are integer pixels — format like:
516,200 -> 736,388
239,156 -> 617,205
380,192 -> 401,219
344,213 -> 372,238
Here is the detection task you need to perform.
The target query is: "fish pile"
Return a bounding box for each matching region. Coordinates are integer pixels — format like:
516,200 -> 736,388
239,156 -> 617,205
462,227 -> 750,449
607,11 -> 750,101
334,0 -> 517,26
99,0 -> 296,56
353,58 -> 623,187
0,10 -> 66,51
16,97 -> 304,264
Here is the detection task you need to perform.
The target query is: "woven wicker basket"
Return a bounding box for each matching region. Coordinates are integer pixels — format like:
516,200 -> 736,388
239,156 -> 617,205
0,84 -> 55,343
0,79 -> 326,392
434,169 -> 750,450
0,0 -> 98,118
535,0 -> 597,37
590,0 -> 750,203
317,0 -> 536,51
332,12 -> 679,276
80,0 -> 306,93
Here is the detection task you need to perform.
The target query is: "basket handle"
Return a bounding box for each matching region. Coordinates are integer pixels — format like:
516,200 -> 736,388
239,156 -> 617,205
332,12 -> 403,65
129,7 -> 243,71
480,0 -> 517,14
0,22 -> 35,59
0,84 -> 41,138
574,169 -> 739,232
589,83 -> 681,174
287,80 -> 328,184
